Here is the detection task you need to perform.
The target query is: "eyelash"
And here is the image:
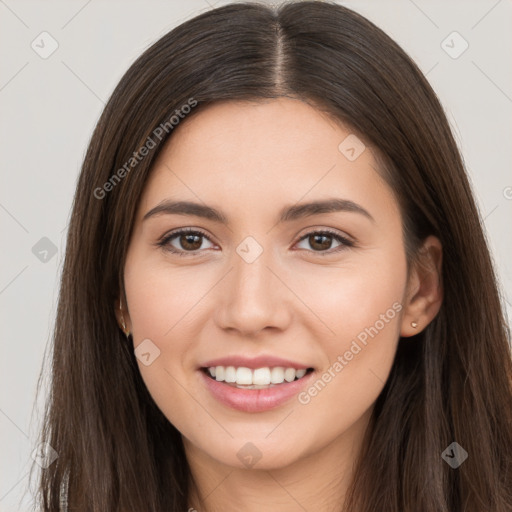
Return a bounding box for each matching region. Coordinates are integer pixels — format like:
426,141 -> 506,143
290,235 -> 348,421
156,227 -> 355,257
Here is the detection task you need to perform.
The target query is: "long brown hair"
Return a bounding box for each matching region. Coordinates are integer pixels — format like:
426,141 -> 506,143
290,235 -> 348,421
33,1 -> 512,510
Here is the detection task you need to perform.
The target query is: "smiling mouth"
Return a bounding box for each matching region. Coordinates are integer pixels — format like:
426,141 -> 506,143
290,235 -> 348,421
201,366 -> 314,389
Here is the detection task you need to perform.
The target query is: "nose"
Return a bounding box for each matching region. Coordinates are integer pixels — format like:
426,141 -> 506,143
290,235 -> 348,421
214,248 -> 292,337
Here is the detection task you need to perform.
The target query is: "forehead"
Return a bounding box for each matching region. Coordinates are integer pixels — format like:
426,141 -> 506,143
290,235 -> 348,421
137,98 -> 398,224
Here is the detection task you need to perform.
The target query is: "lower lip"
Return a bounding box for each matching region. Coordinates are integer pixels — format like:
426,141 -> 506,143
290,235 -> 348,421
199,369 -> 315,413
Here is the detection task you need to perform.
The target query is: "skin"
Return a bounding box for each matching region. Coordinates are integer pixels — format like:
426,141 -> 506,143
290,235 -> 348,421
117,98 -> 443,512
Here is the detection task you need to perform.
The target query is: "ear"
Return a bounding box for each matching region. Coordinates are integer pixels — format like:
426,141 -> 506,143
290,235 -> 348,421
400,235 -> 443,337
115,297 -> 132,336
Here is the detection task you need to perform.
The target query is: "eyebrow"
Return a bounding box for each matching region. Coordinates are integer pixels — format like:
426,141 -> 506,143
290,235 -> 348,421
142,198 -> 375,224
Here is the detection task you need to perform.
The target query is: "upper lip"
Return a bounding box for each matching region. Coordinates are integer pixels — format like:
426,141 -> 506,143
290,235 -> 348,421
200,355 -> 313,370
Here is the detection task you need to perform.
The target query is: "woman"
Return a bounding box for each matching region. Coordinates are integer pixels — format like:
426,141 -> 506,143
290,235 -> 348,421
33,1 -> 512,511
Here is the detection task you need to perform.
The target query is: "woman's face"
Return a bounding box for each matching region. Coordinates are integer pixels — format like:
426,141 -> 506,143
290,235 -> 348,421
122,98 -> 411,470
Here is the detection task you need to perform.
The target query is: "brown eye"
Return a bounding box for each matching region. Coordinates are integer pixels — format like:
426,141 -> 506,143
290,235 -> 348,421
157,228 -> 353,257
178,233 -> 203,251
157,229 -> 215,256
309,233 -> 334,251
295,230 -> 354,254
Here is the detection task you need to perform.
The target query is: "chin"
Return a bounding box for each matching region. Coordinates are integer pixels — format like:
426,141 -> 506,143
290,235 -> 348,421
197,435 -> 308,471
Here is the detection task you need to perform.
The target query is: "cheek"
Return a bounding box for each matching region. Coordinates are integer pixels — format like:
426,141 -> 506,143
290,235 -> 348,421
329,267 -> 404,354
123,258 -> 210,433
293,249 -> 406,431
123,256 -> 202,386
292,245 -> 406,349
124,257 -> 206,341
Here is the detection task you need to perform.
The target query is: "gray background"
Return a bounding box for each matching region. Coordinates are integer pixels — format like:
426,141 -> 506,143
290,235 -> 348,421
1,0 -> 511,509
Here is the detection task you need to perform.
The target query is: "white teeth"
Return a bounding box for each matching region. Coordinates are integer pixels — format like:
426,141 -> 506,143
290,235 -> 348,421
207,365 -> 310,386
284,368 -> 296,382
224,366 -> 236,383
236,367 -> 253,385
253,367 -> 271,386
270,367 -> 285,384
215,366 -> 225,381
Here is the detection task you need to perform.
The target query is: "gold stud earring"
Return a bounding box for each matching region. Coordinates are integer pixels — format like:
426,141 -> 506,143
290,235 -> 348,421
119,302 -> 131,338
411,321 -> 418,329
